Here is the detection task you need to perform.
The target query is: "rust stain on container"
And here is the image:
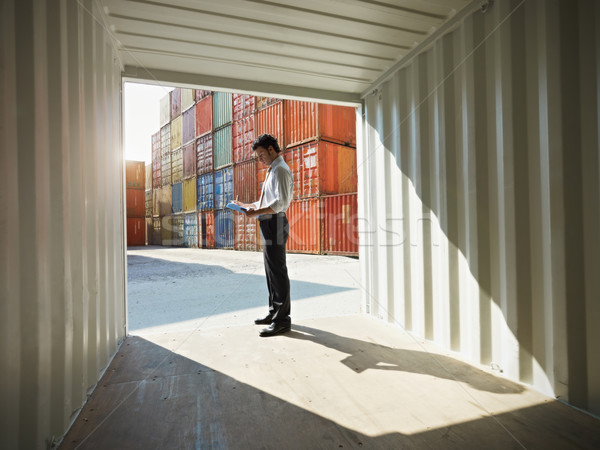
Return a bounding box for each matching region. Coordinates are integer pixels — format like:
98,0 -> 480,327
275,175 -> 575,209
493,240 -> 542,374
232,114 -> 256,163
234,213 -> 257,251
284,100 -> 356,148
321,194 -> 358,256
182,142 -> 196,179
199,211 -> 215,249
170,88 -> 181,120
196,133 -> 213,175
286,198 -> 321,254
183,177 -> 197,212
255,102 -> 284,147
171,115 -> 182,150
171,147 -> 183,184
126,188 -> 145,218
127,218 -> 145,247
233,93 -> 255,121
233,159 -> 257,204
182,106 -> 196,145
125,160 -> 145,190
195,96 -> 212,137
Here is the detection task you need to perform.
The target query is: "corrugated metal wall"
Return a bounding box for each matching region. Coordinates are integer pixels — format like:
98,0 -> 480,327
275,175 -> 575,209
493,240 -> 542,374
0,1 -> 126,448
360,0 -> 600,415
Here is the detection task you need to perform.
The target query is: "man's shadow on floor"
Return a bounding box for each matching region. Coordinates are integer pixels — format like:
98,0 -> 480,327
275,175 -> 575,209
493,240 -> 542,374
286,324 -> 525,395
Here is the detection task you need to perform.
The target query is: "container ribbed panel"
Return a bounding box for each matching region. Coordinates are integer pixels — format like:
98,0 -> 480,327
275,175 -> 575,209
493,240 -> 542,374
214,125 -> 232,169
213,91 -> 232,129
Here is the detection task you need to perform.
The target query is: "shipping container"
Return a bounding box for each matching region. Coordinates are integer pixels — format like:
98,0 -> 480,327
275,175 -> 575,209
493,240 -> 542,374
233,159 -> 257,204
232,114 -> 255,163
151,217 -> 161,245
197,173 -> 214,211
256,97 -> 279,110
181,88 -> 194,112
145,164 -> 151,191
161,152 -> 171,186
212,91 -> 232,129
183,177 -> 197,212
152,189 -> 159,217
125,160 -> 145,190
233,93 -> 255,121
171,147 -> 183,183
172,215 -> 185,247
127,217 -> 145,247
160,94 -> 170,127
161,216 -> 172,246
321,194 -> 358,256
145,218 -> 152,245
234,213 -> 257,251
284,141 -> 357,198
215,209 -> 234,249
145,190 -> 152,218
286,198 -> 321,254
284,100 -> 356,148
184,212 -> 198,248
152,131 -> 161,188
199,211 -> 215,249
160,123 -> 171,158
194,89 -> 211,102
157,185 -> 172,217
257,162 -> 269,194
196,133 -> 213,175
214,167 -> 233,209
255,101 -> 284,147
195,95 -> 212,137
126,188 -> 145,218
182,142 -> 196,179
182,106 -> 196,145
213,125 -> 232,169
172,182 -> 183,214
171,115 -> 182,150
170,87 -> 181,120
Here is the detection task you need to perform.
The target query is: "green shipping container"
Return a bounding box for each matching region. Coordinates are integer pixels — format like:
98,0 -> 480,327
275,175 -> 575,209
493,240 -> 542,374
212,91 -> 232,129
213,125 -> 232,170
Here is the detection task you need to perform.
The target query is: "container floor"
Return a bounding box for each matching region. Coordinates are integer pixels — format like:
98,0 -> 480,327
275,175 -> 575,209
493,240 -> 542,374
60,249 -> 600,449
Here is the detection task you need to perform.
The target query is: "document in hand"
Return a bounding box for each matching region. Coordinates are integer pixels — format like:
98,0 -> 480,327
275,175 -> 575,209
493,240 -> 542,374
226,203 -> 247,213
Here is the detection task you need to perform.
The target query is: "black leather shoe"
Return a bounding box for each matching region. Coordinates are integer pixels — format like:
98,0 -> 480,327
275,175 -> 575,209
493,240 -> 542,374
259,322 -> 291,337
254,315 -> 273,325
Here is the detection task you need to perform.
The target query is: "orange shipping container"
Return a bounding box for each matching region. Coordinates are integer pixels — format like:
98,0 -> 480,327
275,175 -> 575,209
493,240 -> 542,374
232,115 -> 255,163
284,100 -> 356,148
233,159 -> 257,204
195,96 -> 212,137
284,141 -> 357,198
126,188 -> 145,218
199,211 -> 215,249
321,194 -> 358,256
286,198 -> 321,254
255,101 -> 283,148
234,213 -> 257,251
233,93 -> 255,121
126,160 -> 145,190
127,218 -> 145,247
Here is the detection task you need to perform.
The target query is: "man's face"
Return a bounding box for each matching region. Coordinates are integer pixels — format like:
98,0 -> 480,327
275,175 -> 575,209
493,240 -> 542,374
254,146 -> 278,166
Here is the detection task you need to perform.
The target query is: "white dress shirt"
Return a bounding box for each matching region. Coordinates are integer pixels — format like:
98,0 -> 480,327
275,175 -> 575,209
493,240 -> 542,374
253,155 -> 293,215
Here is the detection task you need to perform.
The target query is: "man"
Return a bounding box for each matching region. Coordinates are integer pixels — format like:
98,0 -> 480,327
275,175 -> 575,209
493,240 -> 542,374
233,134 -> 293,337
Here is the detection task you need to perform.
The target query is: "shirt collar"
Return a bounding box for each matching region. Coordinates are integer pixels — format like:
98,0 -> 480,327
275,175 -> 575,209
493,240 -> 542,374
269,154 -> 284,169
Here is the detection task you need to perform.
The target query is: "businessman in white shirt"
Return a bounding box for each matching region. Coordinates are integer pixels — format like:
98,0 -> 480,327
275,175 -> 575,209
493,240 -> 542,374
233,134 -> 294,337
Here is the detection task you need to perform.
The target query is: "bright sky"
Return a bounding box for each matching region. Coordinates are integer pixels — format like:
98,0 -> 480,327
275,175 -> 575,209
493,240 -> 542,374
123,82 -> 174,164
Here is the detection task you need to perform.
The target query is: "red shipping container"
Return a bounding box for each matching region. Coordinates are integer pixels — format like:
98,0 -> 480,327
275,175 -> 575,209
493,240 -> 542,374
196,134 -> 213,175
170,87 -> 181,120
234,213 -> 257,251
126,188 -> 145,218
195,96 -> 212,137
232,115 -> 256,163
183,142 -> 196,179
284,100 -> 356,149
199,211 -> 215,249
284,141 -> 357,198
127,218 -> 145,246
233,159 -> 257,204
233,93 -> 256,121
286,198 -> 321,254
255,102 -> 284,148
126,160 -> 145,190
194,89 -> 211,102
321,194 -> 358,256
182,106 -> 196,145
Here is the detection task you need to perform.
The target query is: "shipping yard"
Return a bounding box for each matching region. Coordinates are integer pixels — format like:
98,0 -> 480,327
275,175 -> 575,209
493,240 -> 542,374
126,90 -> 359,256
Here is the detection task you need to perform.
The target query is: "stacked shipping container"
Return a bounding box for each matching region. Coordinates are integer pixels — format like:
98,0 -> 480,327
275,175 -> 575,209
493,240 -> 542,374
126,160 -> 145,246
148,89 -> 358,255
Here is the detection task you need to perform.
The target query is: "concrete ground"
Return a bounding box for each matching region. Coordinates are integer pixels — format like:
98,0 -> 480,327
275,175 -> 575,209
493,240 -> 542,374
60,247 -> 600,449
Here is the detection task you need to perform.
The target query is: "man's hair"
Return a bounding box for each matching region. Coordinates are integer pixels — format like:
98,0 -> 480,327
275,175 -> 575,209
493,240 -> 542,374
252,134 -> 281,153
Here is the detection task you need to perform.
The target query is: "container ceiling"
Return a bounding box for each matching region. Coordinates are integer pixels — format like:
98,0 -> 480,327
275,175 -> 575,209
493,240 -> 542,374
99,0 -> 473,103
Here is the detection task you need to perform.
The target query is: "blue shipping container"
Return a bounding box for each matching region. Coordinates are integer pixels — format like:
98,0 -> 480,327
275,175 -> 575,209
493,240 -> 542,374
172,182 -> 183,213
197,173 -> 214,211
184,213 -> 198,248
215,209 -> 234,248
214,167 -> 233,209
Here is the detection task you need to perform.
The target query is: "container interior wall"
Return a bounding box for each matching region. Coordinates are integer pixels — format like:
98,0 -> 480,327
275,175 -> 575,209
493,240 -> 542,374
0,1 -> 126,447
360,0 -> 600,415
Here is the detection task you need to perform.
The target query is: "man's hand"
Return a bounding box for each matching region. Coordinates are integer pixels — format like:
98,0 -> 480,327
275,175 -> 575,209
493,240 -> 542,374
245,207 -> 260,218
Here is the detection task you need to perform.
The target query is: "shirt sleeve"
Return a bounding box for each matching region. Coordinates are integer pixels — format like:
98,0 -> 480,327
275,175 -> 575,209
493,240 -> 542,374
263,166 -> 293,213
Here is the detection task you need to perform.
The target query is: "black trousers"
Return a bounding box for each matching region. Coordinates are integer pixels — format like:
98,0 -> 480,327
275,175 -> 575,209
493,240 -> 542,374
259,214 -> 291,325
